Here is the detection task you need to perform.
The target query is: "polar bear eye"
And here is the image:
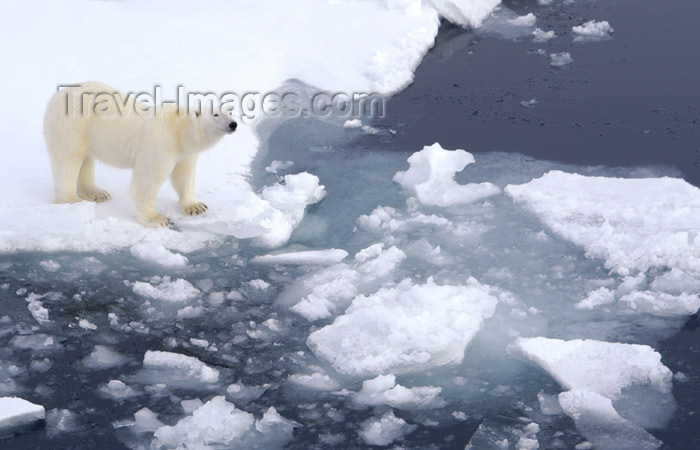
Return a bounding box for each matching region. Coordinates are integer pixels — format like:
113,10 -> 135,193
214,114 -> 219,117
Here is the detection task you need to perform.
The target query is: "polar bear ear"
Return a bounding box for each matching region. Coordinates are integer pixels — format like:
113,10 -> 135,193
195,111 -> 200,118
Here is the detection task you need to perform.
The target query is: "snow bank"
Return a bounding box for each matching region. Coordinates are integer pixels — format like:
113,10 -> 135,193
142,351 -> 219,384
573,20 -> 614,43
358,411 -> 416,447
510,337 -> 672,399
558,390 -> 661,450
307,277 -> 498,376
0,397 -> 45,435
393,143 -> 501,207
152,396 -> 295,449
0,0 -> 504,257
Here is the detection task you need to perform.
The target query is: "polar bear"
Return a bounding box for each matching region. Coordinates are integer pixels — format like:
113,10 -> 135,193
43,81 -> 237,227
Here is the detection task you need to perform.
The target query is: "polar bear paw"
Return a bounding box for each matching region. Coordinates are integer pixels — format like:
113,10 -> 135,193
78,188 -> 111,203
140,212 -> 173,228
182,202 -> 208,216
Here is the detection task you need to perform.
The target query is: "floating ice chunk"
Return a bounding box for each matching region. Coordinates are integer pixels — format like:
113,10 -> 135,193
575,287 -> 615,310
520,98 -> 538,108
532,28 -> 556,43
247,279 -> 271,291
466,418 -> 540,450
264,160 -> 294,174
538,391 -> 563,415
549,52 -> 573,67
285,244 -> 406,321
393,143 -> 501,207
508,13 -> 537,27
98,380 -> 141,401
39,260 -> 61,272
343,119 -> 362,129
510,337 -> 672,399
25,293 -> 50,325
307,277 -> 498,376
177,306 -> 205,319
572,20 -> 614,42
226,381 -> 270,404
353,374 -> 445,409
46,408 -> 79,436
358,411 -> 416,446
251,249 -> 348,266
506,171 -> 700,277
288,371 -> 341,391
11,334 -> 60,351
83,345 -> 128,370
0,397 -> 45,436
152,396 -> 294,449
253,172 -> 326,248
558,390 -> 661,450
130,242 -> 188,268
142,351 -> 219,384
619,290 -> 700,316
78,318 -> 97,330
122,408 -> 165,435
651,268 -> 700,295
132,276 -> 200,302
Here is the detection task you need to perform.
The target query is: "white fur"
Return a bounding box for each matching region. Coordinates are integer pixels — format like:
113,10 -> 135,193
43,81 -> 237,227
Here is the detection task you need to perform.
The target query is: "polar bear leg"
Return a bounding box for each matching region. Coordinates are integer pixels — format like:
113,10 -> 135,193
130,169 -> 171,228
77,156 -> 111,202
51,153 -> 84,204
171,154 -> 208,216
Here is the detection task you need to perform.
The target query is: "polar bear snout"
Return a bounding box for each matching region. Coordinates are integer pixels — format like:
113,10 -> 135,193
228,121 -> 237,132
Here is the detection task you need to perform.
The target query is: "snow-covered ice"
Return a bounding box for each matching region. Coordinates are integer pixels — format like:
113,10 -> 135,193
0,397 -> 45,436
141,351 -> 219,384
358,411 -> 416,446
307,277 -> 499,376
393,143 -> 501,207
510,337 -> 673,400
549,52 -> 574,67
573,20 -> 615,43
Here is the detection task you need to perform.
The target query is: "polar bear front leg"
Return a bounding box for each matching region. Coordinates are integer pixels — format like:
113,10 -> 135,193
77,156 -> 111,202
130,169 -> 172,228
171,154 -> 208,216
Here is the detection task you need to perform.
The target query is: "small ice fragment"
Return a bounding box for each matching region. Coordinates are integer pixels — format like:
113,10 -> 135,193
358,411 -> 416,446
251,249 -> 348,266
508,13 -> 536,27
98,380 -> 140,400
40,260 -> 61,272
572,20 -> 614,42
549,52 -> 573,67
520,98 -> 538,108
83,345 -> 128,369
343,119 -> 362,129
575,287 -> 615,310
353,374 -> 445,409
142,351 -> 219,383
78,318 -> 98,330
132,277 -> 200,302
532,28 -> 556,43
265,160 -> 295,174
288,372 -> 341,391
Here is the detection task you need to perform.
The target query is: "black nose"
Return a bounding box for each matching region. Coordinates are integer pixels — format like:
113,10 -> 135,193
229,121 -> 237,131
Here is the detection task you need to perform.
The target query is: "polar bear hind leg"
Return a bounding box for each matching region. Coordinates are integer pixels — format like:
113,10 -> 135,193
130,169 -> 173,228
77,156 -> 111,202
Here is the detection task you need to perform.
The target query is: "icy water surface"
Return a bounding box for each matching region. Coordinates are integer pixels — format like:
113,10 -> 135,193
2,106 -> 697,448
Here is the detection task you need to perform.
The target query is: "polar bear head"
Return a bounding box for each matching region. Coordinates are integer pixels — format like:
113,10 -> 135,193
195,109 -> 237,136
